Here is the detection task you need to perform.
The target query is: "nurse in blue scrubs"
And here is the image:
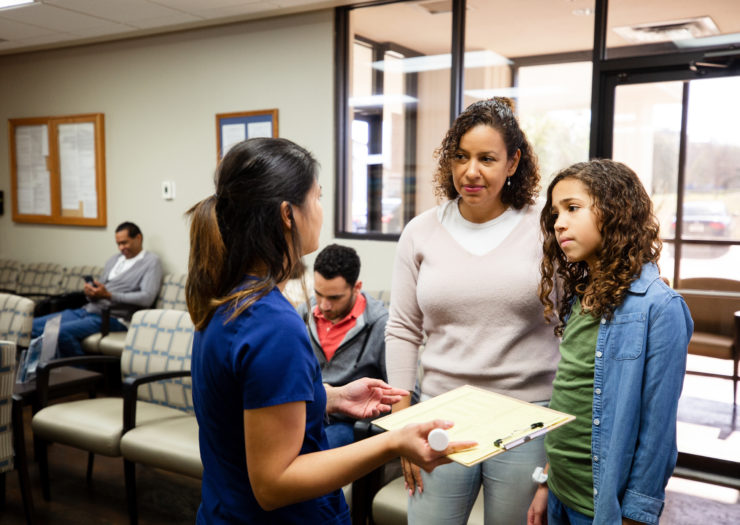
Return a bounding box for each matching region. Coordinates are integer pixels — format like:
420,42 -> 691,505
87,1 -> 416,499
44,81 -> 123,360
185,137 -> 475,525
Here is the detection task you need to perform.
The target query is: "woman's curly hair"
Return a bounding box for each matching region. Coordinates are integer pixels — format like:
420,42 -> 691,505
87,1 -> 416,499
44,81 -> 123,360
538,159 -> 662,336
433,97 -> 540,209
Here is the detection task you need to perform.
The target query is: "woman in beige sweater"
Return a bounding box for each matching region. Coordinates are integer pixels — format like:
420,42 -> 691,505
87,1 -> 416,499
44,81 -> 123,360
386,98 -> 561,524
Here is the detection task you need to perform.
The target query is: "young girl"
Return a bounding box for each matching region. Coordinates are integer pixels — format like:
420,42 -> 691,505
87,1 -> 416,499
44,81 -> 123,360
187,137 -> 474,524
528,159 -> 693,525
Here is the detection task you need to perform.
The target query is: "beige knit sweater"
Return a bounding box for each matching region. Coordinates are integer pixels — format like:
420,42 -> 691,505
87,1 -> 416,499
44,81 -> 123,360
385,202 -> 560,402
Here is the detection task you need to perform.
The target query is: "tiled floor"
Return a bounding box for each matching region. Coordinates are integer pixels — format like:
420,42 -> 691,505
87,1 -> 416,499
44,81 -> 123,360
1,358 -> 738,524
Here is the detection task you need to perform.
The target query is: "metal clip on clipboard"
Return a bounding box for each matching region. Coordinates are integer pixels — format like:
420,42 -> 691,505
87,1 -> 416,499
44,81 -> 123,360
493,422 -> 547,450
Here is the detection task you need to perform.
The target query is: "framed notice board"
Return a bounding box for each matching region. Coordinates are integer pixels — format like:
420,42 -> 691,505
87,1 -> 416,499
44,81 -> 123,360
8,113 -> 106,226
216,109 -> 278,160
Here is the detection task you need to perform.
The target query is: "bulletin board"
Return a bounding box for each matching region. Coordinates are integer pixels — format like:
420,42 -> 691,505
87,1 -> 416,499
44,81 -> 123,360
8,113 -> 106,226
216,109 -> 278,160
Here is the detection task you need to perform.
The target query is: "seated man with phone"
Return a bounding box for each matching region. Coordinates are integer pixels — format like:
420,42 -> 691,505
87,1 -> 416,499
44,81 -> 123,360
32,221 -> 163,357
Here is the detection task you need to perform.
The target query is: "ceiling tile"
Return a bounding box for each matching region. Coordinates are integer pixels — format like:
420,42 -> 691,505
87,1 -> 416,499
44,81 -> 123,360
0,3 -> 115,31
127,12 -> 208,30
0,15 -> 54,39
70,21 -> 140,38
182,2 -> 281,20
151,0 -> 266,12
45,0 -> 192,24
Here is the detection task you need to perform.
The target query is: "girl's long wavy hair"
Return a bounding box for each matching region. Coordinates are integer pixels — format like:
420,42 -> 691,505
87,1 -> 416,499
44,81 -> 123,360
433,97 -> 539,209
186,137 -> 318,330
538,159 -> 662,336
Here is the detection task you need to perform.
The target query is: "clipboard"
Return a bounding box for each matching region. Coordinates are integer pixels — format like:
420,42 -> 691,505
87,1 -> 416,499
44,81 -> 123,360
373,385 -> 575,467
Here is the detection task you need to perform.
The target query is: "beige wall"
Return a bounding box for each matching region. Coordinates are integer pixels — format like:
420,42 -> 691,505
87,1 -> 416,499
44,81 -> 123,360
0,9 -> 400,291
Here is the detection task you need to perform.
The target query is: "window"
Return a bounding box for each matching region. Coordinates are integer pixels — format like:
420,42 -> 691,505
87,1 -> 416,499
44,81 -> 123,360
613,76 -> 740,283
340,2 -> 451,236
337,0 -> 593,237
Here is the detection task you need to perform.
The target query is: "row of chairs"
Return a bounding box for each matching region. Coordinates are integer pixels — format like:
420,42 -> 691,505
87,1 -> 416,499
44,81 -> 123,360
0,257 -> 188,353
0,293 -> 200,525
0,260 -> 102,312
32,308 -> 199,525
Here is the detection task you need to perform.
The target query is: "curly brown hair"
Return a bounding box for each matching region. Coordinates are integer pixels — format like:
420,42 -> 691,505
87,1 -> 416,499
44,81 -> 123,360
538,159 -> 662,336
433,97 -> 539,209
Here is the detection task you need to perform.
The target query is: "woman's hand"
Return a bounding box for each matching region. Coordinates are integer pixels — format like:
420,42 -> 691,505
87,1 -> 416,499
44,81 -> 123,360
393,420 -> 477,495
527,484 -> 548,525
325,378 -> 409,418
401,457 -> 424,495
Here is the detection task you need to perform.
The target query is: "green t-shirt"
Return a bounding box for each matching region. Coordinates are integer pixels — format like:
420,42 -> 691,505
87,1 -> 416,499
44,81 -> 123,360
545,298 -> 600,516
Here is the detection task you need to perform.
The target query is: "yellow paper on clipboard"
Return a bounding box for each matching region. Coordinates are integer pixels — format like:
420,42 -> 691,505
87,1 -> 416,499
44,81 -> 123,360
373,385 -> 575,467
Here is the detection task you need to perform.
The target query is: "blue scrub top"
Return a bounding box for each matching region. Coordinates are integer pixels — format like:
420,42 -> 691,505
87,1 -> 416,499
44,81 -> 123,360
192,286 -> 349,524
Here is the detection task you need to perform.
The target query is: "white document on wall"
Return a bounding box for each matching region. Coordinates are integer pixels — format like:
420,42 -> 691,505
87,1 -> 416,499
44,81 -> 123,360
15,125 -> 51,215
222,123 -> 246,157
247,121 -> 272,138
58,122 -> 97,217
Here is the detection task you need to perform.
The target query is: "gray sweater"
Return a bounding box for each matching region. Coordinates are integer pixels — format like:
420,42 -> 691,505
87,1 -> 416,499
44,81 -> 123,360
84,251 -> 163,321
298,291 -> 388,387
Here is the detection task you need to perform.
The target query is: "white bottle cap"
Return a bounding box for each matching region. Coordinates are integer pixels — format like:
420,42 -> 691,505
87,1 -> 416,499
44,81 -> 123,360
428,428 -> 449,451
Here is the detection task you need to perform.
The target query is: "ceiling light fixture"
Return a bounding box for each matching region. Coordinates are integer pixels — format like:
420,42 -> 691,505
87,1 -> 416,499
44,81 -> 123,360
0,0 -> 34,9
613,16 -> 719,44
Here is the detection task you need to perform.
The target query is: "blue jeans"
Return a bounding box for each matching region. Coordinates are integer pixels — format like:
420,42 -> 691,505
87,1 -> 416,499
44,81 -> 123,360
32,308 -> 126,357
548,491 -> 593,525
407,432 -> 546,524
324,421 -> 355,449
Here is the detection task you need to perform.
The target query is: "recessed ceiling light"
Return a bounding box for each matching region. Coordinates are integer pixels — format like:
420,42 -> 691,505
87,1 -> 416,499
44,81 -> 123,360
572,8 -> 594,16
0,0 -> 34,9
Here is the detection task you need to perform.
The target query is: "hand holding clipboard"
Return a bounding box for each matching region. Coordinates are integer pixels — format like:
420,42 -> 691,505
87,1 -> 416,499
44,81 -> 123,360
373,385 -> 574,467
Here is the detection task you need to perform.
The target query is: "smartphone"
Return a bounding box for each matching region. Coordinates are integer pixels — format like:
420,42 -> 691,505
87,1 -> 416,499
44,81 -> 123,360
83,275 -> 94,284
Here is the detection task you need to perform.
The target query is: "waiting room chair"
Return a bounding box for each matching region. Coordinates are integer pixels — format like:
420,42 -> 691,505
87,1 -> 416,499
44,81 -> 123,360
16,263 -> 65,308
0,260 -> 23,295
0,341 -> 35,525
0,293 -> 34,351
31,309 -> 196,511
679,277 -> 740,408
32,265 -> 104,318
0,294 -> 35,522
118,308 -> 198,524
80,273 -> 184,358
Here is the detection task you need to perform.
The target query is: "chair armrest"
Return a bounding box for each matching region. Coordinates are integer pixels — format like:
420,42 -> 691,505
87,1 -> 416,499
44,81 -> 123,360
21,292 -> 53,301
50,292 -> 87,313
354,419 -> 385,441
121,370 -> 192,433
100,307 -> 111,336
36,355 -> 119,408
34,292 -> 87,317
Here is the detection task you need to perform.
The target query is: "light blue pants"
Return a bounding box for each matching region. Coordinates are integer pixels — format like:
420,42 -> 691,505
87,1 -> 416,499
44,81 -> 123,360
407,398 -> 547,525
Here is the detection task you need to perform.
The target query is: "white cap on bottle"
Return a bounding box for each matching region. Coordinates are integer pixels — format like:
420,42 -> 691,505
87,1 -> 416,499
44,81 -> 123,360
428,428 -> 449,451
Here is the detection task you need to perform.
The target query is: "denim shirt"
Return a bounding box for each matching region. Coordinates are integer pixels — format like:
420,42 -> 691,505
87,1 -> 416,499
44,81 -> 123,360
589,263 -> 693,524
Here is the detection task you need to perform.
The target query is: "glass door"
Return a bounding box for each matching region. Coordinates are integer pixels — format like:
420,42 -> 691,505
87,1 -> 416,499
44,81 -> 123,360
610,72 -> 740,478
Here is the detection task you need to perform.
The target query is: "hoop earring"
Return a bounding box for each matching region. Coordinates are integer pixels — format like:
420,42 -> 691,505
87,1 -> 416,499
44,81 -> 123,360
506,177 -> 511,187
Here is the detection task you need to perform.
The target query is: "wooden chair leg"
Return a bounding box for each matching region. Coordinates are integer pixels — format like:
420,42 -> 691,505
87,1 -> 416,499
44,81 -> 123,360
0,471 -> 5,507
86,452 -> 94,483
12,396 -> 35,524
124,459 -> 138,525
36,439 -> 50,502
